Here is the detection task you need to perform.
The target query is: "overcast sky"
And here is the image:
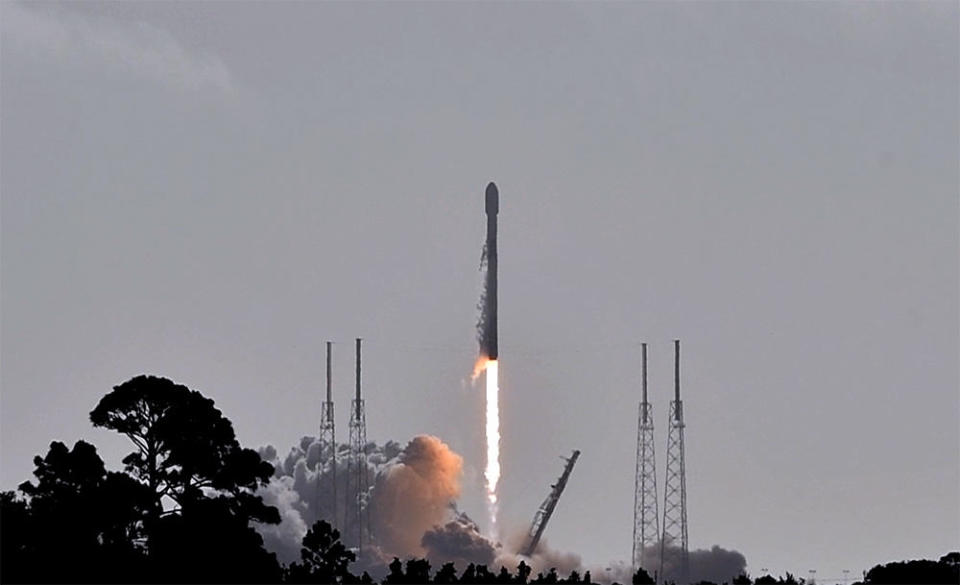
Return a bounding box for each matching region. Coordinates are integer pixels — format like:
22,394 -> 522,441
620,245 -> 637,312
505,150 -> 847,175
2,1 -> 957,580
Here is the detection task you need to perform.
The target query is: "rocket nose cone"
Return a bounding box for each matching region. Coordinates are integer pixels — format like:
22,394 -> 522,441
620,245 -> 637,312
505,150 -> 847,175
485,182 -> 499,215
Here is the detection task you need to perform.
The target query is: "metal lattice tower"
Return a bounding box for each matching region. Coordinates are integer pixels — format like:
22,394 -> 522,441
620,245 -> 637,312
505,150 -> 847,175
660,339 -> 688,583
317,341 -> 337,529
633,343 -> 660,574
346,337 -> 369,556
523,450 -> 581,557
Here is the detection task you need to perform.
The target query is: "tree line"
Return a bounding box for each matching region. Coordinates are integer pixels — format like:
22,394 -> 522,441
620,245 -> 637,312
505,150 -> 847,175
1,375 -> 957,584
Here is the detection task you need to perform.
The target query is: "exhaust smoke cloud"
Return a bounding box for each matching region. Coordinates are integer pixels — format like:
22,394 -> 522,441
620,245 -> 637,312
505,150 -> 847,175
368,435 -> 463,557
255,432 -> 747,583
256,435 -> 502,576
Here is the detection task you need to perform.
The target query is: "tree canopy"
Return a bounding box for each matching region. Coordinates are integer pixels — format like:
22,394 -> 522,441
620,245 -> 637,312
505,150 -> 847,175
287,520 -> 357,584
89,375 -> 276,522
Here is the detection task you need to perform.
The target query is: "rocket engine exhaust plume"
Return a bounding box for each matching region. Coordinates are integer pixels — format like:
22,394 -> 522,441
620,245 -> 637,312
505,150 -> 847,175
483,359 -> 500,534
476,181 -> 501,536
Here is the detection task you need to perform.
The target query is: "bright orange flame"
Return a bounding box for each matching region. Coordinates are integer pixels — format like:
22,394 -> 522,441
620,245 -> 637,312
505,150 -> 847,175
472,357 -> 488,381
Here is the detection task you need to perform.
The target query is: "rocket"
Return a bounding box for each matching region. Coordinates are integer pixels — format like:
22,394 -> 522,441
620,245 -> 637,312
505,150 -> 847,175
481,182 -> 499,360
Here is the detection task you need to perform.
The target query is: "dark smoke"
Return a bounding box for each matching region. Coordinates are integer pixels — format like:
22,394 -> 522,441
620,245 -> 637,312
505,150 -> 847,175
639,543 -> 747,584
688,545 -> 748,583
422,512 -> 497,567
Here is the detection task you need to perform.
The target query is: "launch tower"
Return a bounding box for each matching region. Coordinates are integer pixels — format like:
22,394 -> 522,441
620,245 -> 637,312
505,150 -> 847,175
660,340 -> 689,582
346,338 -> 369,555
632,343 -> 660,573
317,341 -> 337,528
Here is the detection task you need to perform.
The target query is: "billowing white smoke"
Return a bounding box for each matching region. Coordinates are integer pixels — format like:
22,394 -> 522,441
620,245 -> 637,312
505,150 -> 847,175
255,436 -> 746,584
255,436 -> 401,566
494,528 -> 583,578
255,434 -> 497,574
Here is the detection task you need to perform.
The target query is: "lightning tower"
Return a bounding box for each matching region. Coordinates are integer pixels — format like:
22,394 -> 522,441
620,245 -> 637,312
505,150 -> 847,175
347,337 -> 369,555
660,339 -> 688,583
632,343 -> 660,573
317,341 -> 337,528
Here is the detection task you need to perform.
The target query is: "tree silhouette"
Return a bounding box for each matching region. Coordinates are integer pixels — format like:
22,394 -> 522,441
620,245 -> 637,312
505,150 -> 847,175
4,440 -> 152,582
406,558 -> 433,583
0,491 -> 34,583
19,440 -> 151,550
384,557 -> 407,584
89,375 -> 281,582
148,494 -> 281,583
287,520 -> 356,584
460,563 -> 478,584
860,556 -> 959,584
515,560 -> 532,584
90,375 -> 276,524
434,562 -> 459,584
531,568 -> 560,584
475,564 -> 497,584
632,566 -> 655,585
342,570 -> 375,584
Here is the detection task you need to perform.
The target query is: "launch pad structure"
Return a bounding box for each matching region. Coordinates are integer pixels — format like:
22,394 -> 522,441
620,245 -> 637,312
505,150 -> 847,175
523,450 -> 581,557
631,340 -> 690,584
632,343 -> 660,571
346,338 -> 370,556
318,341 -> 337,529
660,340 -> 689,582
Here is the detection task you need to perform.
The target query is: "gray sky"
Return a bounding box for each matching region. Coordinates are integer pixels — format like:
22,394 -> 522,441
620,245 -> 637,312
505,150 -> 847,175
2,1 -> 957,580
